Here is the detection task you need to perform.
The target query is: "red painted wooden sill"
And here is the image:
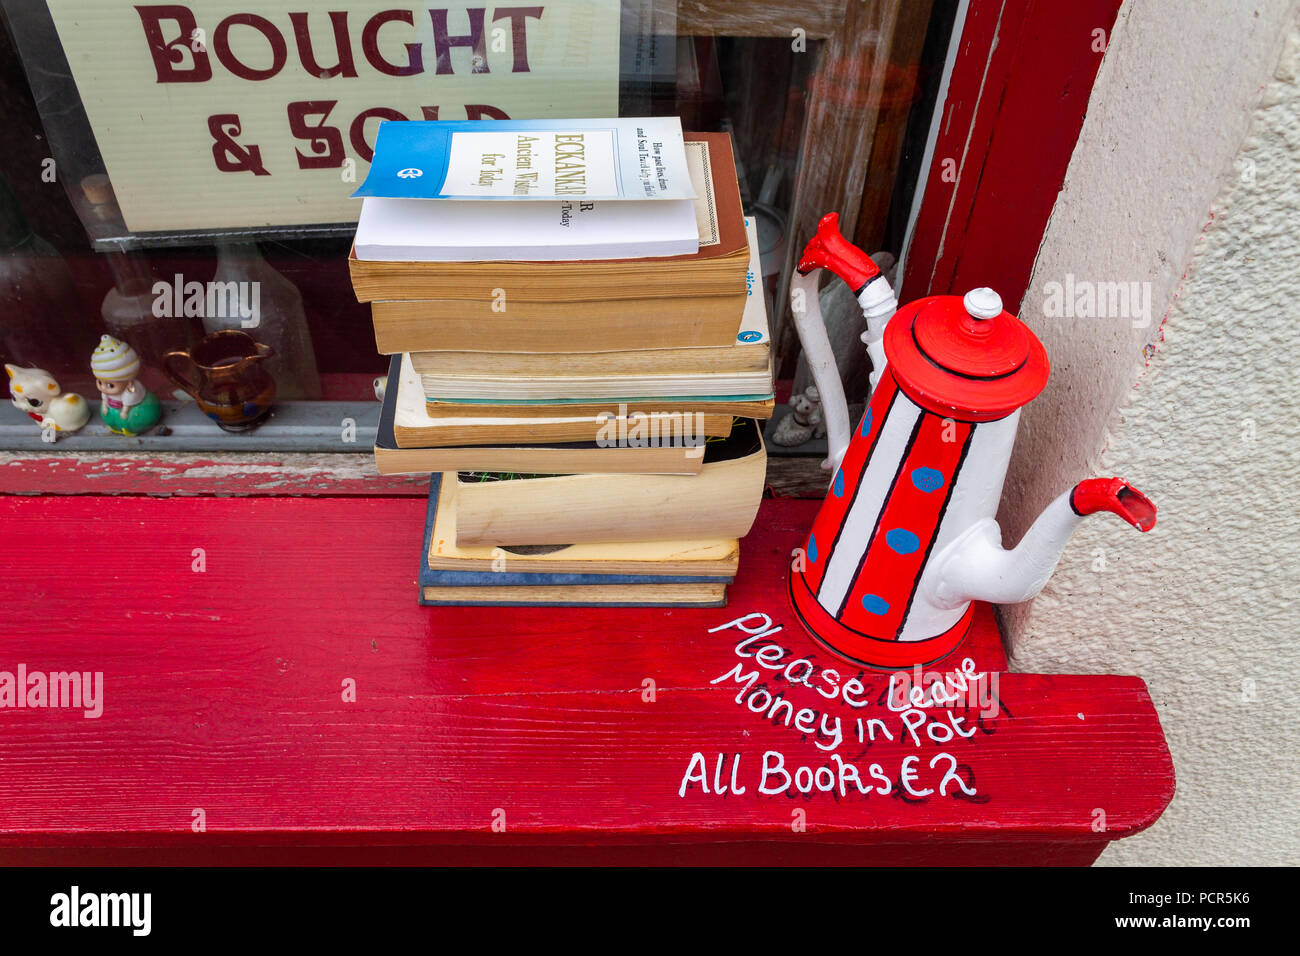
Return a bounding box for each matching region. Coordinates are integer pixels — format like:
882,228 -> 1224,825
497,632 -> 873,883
0,496 -> 1173,865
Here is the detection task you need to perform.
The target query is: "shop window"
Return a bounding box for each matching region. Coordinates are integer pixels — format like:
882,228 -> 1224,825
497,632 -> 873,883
0,1 -> 957,457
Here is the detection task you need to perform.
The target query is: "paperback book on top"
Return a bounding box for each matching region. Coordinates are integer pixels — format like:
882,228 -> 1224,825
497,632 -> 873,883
352,118 -> 708,262
353,117 -> 696,202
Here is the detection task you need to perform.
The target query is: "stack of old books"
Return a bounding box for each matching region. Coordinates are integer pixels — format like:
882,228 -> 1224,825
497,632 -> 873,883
350,118 -> 772,607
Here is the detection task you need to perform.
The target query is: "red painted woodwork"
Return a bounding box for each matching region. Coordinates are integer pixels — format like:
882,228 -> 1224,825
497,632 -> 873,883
0,455 -> 428,497
0,496 -> 1173,865
902,0 -> 1123,310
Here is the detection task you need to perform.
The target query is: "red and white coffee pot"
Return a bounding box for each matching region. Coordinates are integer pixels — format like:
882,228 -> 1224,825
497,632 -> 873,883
788,213 -> 1156,669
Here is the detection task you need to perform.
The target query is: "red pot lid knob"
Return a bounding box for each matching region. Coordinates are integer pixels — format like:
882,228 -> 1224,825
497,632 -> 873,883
883,288 -> 1051,422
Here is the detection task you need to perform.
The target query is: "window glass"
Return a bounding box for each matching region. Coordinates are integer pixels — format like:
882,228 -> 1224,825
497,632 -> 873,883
0,1 -> 957,453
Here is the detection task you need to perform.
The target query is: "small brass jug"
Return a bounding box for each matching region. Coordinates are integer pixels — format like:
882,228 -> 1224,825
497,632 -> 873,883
164,330 -> 275,432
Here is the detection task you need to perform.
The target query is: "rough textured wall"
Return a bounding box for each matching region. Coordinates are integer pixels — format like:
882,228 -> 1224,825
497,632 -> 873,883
1005,5 -> 1300,865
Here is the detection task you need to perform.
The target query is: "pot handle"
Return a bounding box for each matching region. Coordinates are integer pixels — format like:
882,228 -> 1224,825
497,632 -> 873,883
162,350 -> 199,397
791,213 -> 898,473
790,214 -> 879,472
790,269 -> 850,473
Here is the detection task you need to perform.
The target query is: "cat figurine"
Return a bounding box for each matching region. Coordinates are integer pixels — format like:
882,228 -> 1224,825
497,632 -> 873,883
5,364 -> 90,441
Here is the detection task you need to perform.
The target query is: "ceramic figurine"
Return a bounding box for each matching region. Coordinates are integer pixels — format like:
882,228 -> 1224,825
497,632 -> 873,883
91,335 -> 163,436
164,330 -> 275,431
770,385 -> 827,447
787,213 -> 1157,670
5,364 -> 90,439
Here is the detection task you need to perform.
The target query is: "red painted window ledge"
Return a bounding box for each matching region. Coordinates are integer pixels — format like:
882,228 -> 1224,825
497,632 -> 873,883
0,495 -> 1173,865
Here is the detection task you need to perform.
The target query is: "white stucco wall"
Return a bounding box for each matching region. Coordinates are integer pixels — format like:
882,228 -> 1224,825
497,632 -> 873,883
1002,2 -> 1300,865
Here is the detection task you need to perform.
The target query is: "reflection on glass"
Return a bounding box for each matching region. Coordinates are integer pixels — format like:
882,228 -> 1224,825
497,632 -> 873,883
0,174 -> 94,388
208,242 -> 321,401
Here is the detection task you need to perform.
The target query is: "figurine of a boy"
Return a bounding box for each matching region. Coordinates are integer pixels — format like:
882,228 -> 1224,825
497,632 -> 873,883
92,335 -> 162,436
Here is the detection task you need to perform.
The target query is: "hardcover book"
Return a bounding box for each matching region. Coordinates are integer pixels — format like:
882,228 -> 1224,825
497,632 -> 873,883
454,417 -> 766,547
417,475 -> 731,607
426,473 -> 739,576
408,218 -> 770,386
374,355 -> 710,476
423,396 -> 775,421
384,354 -> 736,448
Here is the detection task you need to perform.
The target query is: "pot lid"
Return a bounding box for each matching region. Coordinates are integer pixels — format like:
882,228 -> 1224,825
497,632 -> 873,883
883,288 -> 1050,421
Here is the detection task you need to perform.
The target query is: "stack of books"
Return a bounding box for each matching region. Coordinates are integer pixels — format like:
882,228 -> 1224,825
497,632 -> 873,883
350,118 -> 773,607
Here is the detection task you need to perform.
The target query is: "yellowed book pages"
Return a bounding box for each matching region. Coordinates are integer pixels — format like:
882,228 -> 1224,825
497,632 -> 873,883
372,213 -> 763,356
375,442 -> 703,477
372,293 -> 747,354
352,247 -> 747,302
375,355 -> 707,475
419,359 -> 773,402
396,340 -> 737,445
401,411 -> 733,448
425,397 -> 776,420
350,133 -> 748,303
429,473 -> 740,576
410,341 -> 769,378
421,583 -> 727,605
455,422 -> 766,546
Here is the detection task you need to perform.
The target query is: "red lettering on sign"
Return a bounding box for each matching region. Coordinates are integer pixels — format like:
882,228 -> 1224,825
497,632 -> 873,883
362,10 -> 423,77
465,104 -> 510,120
137,7 -> 546,81
430,8 -> 487,75
289,11 -> 358,79
135,4 -> 212,83
213,13 -> 287,81
288,101 -> 346,169
208,113 -> 269,175
492,7 -> 543,73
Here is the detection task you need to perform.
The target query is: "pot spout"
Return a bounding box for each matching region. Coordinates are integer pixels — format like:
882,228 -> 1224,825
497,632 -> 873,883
932,477 -> 1156,608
